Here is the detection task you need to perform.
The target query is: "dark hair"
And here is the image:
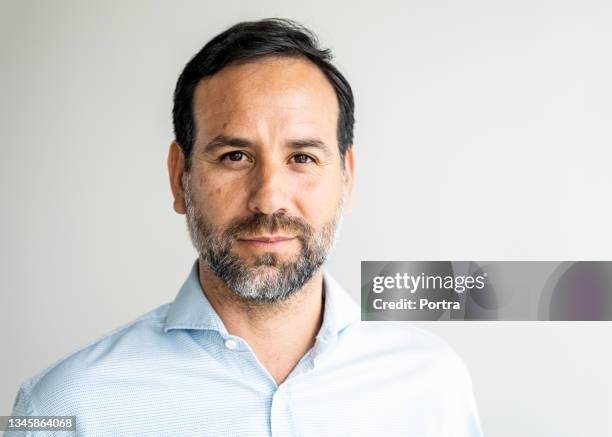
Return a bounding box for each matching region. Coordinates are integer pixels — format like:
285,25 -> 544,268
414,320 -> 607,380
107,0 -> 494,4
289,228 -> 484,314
172,18 -> 355,171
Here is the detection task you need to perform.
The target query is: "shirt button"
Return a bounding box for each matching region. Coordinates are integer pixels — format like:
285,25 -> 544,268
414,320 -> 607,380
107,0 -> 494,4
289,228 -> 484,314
224,339 -> 237,350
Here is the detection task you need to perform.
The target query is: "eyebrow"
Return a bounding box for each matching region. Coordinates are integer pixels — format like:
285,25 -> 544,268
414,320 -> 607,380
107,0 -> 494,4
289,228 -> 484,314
202,134 -> 333,157
202,135 -> 253,153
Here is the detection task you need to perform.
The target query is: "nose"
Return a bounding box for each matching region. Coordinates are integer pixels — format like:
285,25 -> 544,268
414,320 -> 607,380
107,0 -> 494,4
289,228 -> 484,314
247,160 -> 291,215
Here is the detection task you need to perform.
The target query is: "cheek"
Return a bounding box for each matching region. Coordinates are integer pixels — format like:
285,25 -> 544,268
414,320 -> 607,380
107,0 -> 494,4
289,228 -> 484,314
295,174 -> 343,224
196,174 -> 244,221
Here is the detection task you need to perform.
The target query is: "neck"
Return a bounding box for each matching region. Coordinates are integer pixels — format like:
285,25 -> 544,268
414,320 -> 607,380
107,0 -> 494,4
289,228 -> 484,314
197,259 -> 325,385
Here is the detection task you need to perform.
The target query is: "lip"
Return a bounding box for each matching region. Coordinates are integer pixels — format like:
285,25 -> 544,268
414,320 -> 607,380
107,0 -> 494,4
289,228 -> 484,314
239,235 -> 295,243
237,235 -> 297,250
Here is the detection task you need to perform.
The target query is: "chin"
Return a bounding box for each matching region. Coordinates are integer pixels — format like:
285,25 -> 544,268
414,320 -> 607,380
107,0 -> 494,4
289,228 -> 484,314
238,250 -> 299,266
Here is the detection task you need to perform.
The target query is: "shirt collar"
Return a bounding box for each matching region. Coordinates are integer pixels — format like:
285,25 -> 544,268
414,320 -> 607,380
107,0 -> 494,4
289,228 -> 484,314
163,260 -> 359,338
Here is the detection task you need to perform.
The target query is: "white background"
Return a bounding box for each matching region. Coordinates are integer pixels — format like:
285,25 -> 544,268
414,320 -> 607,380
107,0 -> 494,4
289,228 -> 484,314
1,1 -> 611,435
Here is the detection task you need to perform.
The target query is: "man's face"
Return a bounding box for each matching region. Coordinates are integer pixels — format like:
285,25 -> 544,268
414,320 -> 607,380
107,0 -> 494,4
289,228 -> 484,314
170,56 -> 354,302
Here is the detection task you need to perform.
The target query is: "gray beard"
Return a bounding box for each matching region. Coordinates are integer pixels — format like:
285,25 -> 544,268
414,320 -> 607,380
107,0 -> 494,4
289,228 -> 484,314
182,174 -> 344,303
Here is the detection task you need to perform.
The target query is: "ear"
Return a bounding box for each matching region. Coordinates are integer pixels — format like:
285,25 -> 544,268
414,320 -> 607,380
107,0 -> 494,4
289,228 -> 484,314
168,141 -> 187,214
342,146 -> 356,214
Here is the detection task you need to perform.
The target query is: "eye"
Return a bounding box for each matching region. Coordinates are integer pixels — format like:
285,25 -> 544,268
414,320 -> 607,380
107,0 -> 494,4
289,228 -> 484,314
220,151 -> 249,162
291,153 -> 315,164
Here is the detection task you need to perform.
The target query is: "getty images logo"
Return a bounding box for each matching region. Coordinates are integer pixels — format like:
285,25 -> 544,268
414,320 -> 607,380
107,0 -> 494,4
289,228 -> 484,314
371,272 -> 488,294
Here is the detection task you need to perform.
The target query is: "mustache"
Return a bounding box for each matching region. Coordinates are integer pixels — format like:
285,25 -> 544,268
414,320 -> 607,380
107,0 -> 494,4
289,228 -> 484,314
223,212 -> 313,242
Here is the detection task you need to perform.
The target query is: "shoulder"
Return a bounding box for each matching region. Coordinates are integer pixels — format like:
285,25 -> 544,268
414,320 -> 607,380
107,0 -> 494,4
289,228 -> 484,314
335,323 -> 482,435
12,303 -> 171,415
339,321 -> 473,382
342,320 -> 458,350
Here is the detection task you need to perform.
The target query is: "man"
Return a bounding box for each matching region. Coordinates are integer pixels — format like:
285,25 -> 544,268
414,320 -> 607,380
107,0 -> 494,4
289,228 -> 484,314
8,18 -> 482,436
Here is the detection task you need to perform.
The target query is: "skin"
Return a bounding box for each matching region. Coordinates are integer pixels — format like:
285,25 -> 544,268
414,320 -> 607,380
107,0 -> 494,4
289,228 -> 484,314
167,56 -> 355,385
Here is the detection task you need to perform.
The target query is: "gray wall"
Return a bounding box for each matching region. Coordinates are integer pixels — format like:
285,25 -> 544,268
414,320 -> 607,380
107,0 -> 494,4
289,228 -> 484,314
1,1 -> 611,435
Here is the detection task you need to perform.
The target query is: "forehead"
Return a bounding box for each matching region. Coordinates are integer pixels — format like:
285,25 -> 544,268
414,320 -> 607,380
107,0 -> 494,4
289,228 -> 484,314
192,57 -> 339,145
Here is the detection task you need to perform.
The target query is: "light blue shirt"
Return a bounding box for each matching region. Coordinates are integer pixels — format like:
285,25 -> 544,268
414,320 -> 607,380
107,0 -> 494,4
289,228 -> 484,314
8,261 -> 483,436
